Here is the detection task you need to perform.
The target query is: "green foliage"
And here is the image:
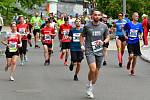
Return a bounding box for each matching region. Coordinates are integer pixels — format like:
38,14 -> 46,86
93,0 -> 150,19
18,0 -> 45,8
0,0 -> 45,25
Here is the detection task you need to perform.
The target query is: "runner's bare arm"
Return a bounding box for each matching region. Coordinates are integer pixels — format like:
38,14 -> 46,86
1,37 -> 8,46
80,33 -> 85,46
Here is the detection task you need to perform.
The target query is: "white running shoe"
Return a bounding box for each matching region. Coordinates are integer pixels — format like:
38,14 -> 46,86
86,84 -> 94,99
10,76 -> 14,81
24,56 -> 28,62
20,61 -> 24,66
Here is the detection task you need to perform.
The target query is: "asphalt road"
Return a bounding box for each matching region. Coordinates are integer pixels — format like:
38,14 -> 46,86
0,39 -> 150,100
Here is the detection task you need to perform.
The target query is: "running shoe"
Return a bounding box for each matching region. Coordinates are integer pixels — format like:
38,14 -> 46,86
29,43 -> 32,47
103,61 -> 107,66
20,61 -> 24,66
86,84 -> 94,99
44,60 -> 48,66
64,61 -> 68,66
24,55 -> 28,62
69,63 -> 74,71
130,70 -> 135,76
74,75 -> 78,81
10,76 -> 15,81
119,63 -> 122,67
35,45 -> 40,48
47,59 -> 50,65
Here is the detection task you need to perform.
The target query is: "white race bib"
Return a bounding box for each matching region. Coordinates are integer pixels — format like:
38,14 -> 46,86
19,28 -> 26,35
63,31 -> 69,36
73,33 -> 80,42
129,29 -> 138,38
9,42 -> 17,52
91,40 -> 103,53
34,22 -> 39,28
45,34 -> 51,40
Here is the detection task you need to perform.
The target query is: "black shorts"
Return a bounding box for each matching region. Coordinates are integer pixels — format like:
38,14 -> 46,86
61,42 -> 70,50
127,42 -> 142,56
5,48 -> 19,58
33,29 -> 40,36
19,40 -> 27,55
103,42 -> 109,48
71,51 -> 84,63
116,35 -> 126,42
42,43 -> 52,49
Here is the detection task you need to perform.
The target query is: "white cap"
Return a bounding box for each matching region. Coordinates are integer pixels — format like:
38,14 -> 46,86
142,14 -> 148,18
103,14 -> 107,18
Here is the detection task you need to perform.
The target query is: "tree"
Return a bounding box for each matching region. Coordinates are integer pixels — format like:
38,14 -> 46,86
89,0 -> 150,19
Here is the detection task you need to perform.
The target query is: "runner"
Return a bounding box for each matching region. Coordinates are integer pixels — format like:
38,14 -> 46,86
57,14 -> 64,50
1,22 -> 22,81
114,13 -> 127,67
68,18 -> 84,81
41,20 -> 56,66
30,12 -> 42,48
142,14 -> 149,47
125,12 -> 143,76
26,18 -> 33,47
102,14 -> 110,66
80,10 -> 109,98
59,17 -> 72,66
17,16 -> 29,66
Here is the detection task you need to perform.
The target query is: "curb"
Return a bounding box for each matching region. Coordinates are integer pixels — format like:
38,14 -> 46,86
140,55 -> 150,63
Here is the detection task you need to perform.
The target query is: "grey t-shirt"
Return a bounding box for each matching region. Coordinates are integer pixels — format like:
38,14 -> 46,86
82,21 -> 109,56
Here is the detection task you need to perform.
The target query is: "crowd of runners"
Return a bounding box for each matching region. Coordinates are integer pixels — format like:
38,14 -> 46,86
0,10 -> 149,99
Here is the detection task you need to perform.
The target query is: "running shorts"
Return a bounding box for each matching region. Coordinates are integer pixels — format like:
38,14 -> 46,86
127,42 -> 142,56
71,51 -> 84,63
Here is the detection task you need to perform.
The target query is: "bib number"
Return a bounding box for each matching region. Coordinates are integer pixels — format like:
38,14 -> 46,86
45,34 -> 51,40
129,29 -> 138,38
73,33 -> 80,42
63,31 -> 69,36
34,22 -> 39,28
9,42 -> 17,52
91,40 -> 103,53
19,28 -> 26,35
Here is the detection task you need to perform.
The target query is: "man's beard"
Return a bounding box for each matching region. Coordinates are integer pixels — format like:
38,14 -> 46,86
93,19 -> 99,23
76,25 -> 80,28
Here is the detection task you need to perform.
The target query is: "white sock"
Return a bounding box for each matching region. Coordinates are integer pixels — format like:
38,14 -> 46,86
88,81 -> 92,86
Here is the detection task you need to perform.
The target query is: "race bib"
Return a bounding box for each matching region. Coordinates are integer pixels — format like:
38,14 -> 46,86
19,28 -> 26,35
63,31 -> 69,36
9,42 -> 17,52
129,29 -> 138,38
34,22 -> 39,28
73,33 -> 80,42
44,34 -> 51,40
91,40 -> 103,53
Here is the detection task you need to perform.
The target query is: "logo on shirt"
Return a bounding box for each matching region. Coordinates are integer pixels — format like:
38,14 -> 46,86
92,31 -> 102,36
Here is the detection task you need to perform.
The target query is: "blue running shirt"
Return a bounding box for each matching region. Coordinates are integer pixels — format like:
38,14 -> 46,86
125,22 -> 143,44
69,28 -> 83,51
115,19 -> 127,36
